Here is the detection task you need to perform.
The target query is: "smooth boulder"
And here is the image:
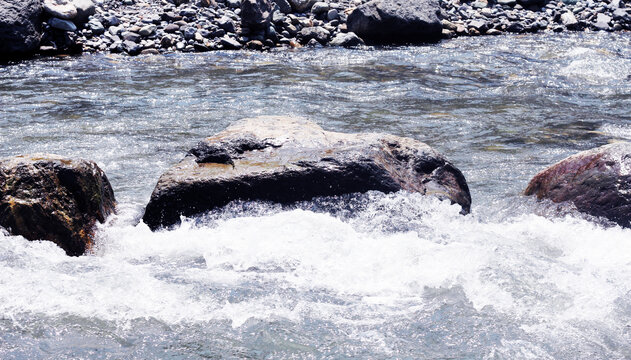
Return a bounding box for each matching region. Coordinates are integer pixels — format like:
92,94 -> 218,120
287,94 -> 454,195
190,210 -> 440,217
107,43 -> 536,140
143,116 -> 471,230
0,0 -> 42,58
347,0 -> 442,44
0,154 -> 116,256
525,142 -> 631,228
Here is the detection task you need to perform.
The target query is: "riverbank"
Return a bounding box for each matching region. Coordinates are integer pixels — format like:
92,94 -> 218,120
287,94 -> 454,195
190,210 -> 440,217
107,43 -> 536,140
1,0 -> 630,59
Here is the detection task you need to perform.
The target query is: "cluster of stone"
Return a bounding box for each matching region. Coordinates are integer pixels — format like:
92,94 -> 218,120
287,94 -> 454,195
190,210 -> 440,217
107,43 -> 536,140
440,0 -> 631,38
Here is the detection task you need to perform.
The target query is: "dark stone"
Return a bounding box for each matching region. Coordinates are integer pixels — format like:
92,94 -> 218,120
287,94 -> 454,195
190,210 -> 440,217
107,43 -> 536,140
347,0 -> 442,44
506,22 -> 525,32
0,0 -> 42,58
123,40 -> 142,55
273,0 -> 291,13
525,142 -> 631,228
0,154 -> 116,256
121,31 -> 141,42
241,0 -> 273,32
217,16 -> 236,33
143,116 -> 472,230
164,23 -> 180,33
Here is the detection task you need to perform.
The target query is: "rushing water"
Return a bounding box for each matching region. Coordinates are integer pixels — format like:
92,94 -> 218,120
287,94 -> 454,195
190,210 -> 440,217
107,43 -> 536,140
1,32 -> 631,359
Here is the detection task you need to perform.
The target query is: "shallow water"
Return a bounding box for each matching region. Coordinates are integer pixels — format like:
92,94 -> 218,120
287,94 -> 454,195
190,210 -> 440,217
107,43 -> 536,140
1,32 -> 631,359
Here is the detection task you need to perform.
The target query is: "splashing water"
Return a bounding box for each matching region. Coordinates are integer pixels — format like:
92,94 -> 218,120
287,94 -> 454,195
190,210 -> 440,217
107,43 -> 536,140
1,33 -> 631,358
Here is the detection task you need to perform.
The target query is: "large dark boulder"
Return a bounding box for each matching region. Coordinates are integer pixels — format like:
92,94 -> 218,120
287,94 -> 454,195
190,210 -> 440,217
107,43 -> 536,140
0,0 -> 43,58
525,142 -> 631,228
143,116 -> 471,230
347,0 -> 442,45
241,0 -> 273,32
0,154 -> 116,256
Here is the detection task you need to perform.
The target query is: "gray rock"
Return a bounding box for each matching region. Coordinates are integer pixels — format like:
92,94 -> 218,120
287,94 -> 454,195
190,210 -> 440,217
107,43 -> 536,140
329,31 -> 364,47
72,0 -> 95,24
44,0 -> 77,20
613,8 -> 629,21
311,1 -> 329,14
179,8 -> 197,17
469,19 -> 487,31
182,26 -> 197,39
49,17 -> 78,31
273,0 -> 292,13
0,154 -> 116,256
218,16 -> 236,33
104,15 -> 120,27
289,0 -> 317,12
220,35 -> 242,49
87,19 -> 104,35
164,23 -> 180,33
326,9 -> 339,21
241,0 -> 273,31
139,24 -> 157,36
595,13 -> 611,30
227,0 -> 241,8
123,39 -> 142,55
142,116 -> 472,230
525,142 -> 631,228
560,11 -> 578,28
497,0 -> 516,5
121,31 -> 141,42
299,26 -> 329,44
0,0 -> 42,57
347,0 -> 443,44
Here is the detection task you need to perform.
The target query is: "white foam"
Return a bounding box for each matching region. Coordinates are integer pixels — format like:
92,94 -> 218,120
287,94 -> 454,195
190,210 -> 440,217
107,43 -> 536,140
1,193 -> 630,345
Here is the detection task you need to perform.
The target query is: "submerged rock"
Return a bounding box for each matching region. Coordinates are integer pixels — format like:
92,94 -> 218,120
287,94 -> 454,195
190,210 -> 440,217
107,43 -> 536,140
143,116 -> 471,230
0,154 -> 116,256
347,0 -> 442,44
525,142 -> 631,228
0,0 -> 42,58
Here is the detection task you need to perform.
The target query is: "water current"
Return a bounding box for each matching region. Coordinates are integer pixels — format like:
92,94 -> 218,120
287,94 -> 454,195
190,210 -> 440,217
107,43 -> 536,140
1,32 -> 631,359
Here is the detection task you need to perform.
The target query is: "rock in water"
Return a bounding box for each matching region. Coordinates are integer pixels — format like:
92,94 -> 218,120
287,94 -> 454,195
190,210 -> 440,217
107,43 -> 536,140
241,0 -> 273,32
525,142 -> 631,228
0,154 -> 116,256
347,0 -> 442,44
143,116 -> 472,230
0,0 -> 42,58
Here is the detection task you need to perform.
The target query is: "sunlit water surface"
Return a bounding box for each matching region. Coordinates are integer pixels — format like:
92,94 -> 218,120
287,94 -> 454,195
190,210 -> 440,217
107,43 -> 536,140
1,33 -> 631,359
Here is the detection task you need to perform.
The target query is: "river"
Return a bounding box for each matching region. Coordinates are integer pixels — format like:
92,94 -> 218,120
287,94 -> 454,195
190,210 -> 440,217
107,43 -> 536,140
1,32 -> 631,359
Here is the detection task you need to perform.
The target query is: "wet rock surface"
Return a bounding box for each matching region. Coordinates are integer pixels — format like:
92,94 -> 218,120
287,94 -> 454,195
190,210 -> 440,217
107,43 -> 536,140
0,154 -> 116,256
525,142 -> 631,228
143,116 -> 471,230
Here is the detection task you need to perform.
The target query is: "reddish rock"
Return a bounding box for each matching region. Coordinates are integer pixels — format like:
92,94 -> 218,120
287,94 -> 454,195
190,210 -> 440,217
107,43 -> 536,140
525,142 -> 631,228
